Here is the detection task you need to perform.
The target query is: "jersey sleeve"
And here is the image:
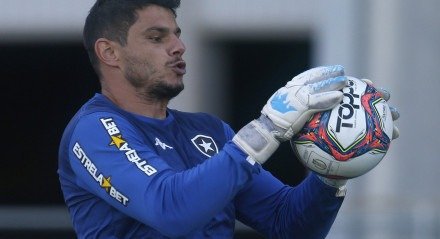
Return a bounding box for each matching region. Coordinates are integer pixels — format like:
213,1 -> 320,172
223,121 -> 343,238
68,112 -> 258,237
234,170 -> 344,239
222,121 -> 236,141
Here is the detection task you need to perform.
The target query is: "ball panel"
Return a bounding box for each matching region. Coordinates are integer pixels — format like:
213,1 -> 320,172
327,79 -> 367,149
292,140 -> 385,179
292,141 -> 341,177
372,99 -> 394,139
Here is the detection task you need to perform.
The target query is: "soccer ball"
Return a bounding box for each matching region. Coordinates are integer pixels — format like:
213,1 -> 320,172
290,77 -> 394,179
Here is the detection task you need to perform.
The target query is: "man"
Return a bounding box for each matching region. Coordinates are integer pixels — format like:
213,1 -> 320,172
58,0 -> 398,238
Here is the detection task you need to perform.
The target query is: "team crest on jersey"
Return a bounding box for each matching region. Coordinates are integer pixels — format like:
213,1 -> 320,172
191,135 -> 218,158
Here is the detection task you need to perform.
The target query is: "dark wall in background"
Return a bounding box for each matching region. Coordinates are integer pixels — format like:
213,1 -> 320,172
1,43 -> 100,204
219,39 -> 311,186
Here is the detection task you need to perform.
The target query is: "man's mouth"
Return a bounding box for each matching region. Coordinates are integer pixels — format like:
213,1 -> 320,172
169,60 -> 186,75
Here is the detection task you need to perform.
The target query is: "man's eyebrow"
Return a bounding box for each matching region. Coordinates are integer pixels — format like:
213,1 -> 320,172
143,26 -> 181,34
144,27 -> 169,34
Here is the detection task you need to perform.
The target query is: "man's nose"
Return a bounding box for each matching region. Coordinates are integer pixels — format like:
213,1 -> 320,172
171,37 -> 186,57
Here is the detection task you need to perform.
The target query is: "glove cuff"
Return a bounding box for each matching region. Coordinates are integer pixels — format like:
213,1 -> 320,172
317,175 -> 348,197
232,119 -> 280,164
259,114 -> 299,142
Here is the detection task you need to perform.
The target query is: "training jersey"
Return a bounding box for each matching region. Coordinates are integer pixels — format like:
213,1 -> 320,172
58,93 -> 344,238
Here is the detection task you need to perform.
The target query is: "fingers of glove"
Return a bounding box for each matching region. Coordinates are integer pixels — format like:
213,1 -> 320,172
377,88 -> 391,101
287,65 -> 345,87
392,125 -> 400,140
388,106 -> 399,139
389,106 -> 400,121
357,78 -> 391,101
308,76 -> 347,94
308,91 -> 344,110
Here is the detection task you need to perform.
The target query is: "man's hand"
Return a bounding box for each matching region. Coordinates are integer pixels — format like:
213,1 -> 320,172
261,65 -> 348,141
233,65 -> 347,164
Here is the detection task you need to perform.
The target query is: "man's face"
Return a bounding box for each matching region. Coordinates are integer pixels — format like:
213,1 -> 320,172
119,5 -> 186,100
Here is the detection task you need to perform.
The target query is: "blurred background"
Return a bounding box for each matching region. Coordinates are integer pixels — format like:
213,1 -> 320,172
1,0 -> 439,238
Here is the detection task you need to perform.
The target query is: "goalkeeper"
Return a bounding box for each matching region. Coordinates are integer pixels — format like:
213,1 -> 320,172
58,0 -> 399,238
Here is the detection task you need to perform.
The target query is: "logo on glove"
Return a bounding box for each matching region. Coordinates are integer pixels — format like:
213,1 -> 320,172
270,92 -> 296,113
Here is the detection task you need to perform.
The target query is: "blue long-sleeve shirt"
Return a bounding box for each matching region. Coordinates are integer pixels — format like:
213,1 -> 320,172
58,93 -> 344,238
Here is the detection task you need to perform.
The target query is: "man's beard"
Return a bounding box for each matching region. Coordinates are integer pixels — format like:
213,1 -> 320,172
124,57 -> 184,101
146,80 -> 184,100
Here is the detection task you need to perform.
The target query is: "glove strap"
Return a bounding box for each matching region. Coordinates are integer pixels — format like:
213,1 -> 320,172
317,175 -> 347,197
232,119 -> 280,164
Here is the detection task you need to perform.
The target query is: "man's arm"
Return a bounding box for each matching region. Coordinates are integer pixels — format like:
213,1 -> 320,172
223,122 -> 343,239
234,170 -> 343,239
68,113 -> 257,237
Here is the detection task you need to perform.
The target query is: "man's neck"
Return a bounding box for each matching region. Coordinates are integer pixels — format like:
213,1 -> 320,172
102,87 -> 169,120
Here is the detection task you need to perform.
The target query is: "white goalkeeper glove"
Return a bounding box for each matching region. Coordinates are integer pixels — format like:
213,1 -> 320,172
233,65 -> 348,164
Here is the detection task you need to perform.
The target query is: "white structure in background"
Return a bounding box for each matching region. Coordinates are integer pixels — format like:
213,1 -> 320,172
1,0 -> 439,238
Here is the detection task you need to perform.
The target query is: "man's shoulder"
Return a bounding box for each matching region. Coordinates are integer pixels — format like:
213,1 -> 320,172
69,94 -> 126,124
80,94 -> 118,115
60,95 -> 128,144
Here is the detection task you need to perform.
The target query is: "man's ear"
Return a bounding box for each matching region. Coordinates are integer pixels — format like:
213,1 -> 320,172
95,38 -> 120,67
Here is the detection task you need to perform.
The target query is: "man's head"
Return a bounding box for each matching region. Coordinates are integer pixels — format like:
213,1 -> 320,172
84,0 -> 185,101
84,0 -> 180,74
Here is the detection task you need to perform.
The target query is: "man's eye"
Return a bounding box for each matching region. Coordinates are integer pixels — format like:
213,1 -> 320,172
150,36 -> 162,42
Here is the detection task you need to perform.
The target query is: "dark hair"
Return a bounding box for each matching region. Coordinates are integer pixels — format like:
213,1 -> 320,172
83,0 -> 181,76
